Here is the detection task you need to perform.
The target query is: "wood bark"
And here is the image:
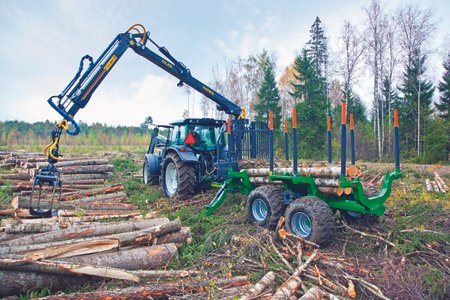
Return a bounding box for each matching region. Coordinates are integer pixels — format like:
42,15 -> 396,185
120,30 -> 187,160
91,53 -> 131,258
154,226 -> 192,247
425,179 -> 433,191
249,176 -> 339,187
240,271 -> 275,300
1,218 -> 169,247
61,173 -> 113,181
0,257 -> 138,282
0,270 -> 95,298
58,164 -> 115,174
5,223 -> 56,234
0,172 -> 31,181
0,219 -> 180,256
435,173 -> 449,191
299,286 -> 339,300
39,276 -> 249,299
19,190 -> 127,205
14,208 -> 142,218
36,158 -> 108,170
245,166 -> 361,178
63,243 -> 178,270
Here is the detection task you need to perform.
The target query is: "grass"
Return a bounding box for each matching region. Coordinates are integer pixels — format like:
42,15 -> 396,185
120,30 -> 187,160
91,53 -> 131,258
0,184 -> 12,209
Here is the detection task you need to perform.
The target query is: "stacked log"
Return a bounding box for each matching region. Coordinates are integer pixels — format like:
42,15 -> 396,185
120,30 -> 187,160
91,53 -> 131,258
0,217 -> 193,297
425,173 -> 448,193
244,165 -> 362,196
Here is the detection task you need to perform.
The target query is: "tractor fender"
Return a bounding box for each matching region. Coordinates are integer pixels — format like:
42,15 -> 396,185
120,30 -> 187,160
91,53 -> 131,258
144,154 -> 161,176
165,147 -> 198,163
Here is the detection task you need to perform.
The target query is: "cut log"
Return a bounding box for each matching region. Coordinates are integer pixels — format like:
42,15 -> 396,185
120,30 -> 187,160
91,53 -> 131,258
57,184 -> 124,201
430,181 -> 440,192
249,176 -> 339,187
5,223 -> 56,234
14,209 -> 142,218
2,220 -> 180,257
0,257 -> 138,282
1,218 -> 169,247
36,158 -> 108,170
154,226 -> 192,247
58,164 -> 115,174
245,166 -> 361,178
425,179 -> 433,191
0,173 -> 31,181
64,243 -> 178,270
435,173 -> 449,191
39,276 -> 249,299
299,286 -> 339,300
239,271 -> 275,300
0,270 -> 95,298
18,192 -> 130,209
61,173 -> 113,181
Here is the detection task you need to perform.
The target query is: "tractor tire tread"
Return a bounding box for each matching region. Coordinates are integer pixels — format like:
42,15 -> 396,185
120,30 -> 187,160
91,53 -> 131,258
165,153 -> 195,200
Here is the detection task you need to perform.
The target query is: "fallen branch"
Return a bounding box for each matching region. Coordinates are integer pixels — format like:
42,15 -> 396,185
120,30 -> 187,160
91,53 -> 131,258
342,222 -> 396,247
239,271 -> 275,300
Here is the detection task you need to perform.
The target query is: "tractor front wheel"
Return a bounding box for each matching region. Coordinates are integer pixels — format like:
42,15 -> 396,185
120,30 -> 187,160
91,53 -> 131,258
247,186 -> 286,229
162,153 -> 195,200
143,158 -> 159,185
285,196 -> 334,247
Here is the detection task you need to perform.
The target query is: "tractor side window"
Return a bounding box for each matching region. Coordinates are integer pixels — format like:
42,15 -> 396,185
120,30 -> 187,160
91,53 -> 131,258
172,126 -> 185,145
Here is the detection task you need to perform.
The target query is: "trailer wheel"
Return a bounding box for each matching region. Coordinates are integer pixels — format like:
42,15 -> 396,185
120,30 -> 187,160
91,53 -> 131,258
247,186 -> 285,229
162,153 -> 195,200
285,196 -> 334,247
143,158 -> 159,185
342,183 -> 380,224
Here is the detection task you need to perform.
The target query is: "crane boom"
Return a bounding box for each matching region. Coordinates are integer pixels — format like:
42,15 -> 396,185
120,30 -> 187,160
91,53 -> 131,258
48,24 -> 242,136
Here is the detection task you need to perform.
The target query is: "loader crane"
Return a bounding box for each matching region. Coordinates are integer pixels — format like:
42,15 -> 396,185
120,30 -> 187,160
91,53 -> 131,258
31,24 -> 248,217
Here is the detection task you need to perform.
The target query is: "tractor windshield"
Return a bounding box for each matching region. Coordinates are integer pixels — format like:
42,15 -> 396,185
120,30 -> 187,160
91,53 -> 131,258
186,125 -> 221,150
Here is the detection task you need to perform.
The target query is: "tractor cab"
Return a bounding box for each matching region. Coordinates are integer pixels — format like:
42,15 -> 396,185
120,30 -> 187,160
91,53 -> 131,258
169,118 -> 226,151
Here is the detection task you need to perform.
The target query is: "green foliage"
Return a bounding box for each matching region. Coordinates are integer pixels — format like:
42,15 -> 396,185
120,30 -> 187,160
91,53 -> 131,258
112,157 -> 139,172
398,49 -> 435,159
291,50 -> 327,159
436,52 -> 450,121
422,118 -> 448,163
123,177 -> 161,212
0,185 -> 12,208
18,287 -> 51,300
254,61 -> 282,131
306,16 -> 328,80
422,267 -> 447,300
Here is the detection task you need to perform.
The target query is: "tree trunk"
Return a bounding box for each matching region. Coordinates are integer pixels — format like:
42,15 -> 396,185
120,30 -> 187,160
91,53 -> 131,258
39,276 -> 249,300
58,164 -> 115,174
0,270 -> 95,298
239,271 -> 275,300
36,158 -> 108,170
0,257 -> 138,282
63,243 -> 178,270
61,173 -> 113,181
1,218 -> 169,247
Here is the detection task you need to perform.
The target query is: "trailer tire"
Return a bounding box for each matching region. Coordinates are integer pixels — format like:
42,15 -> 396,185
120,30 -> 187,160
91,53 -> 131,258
342,183 -> 380,223
247,186 -> 285,230
285,196 -> 334,247
162,153 -> 195,200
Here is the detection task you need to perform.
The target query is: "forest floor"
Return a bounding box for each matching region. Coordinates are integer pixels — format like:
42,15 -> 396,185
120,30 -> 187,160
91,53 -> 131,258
1,149 -> 449,299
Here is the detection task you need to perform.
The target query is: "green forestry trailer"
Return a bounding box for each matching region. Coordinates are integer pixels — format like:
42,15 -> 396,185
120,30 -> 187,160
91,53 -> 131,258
206,106 -> 402,246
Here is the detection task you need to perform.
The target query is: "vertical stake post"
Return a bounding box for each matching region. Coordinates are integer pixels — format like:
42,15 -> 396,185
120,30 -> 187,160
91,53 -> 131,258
292,108 -> 298,176
227,118 -> 236,171
269,112 -> 274,173
350,113 -> 355,165
327,114 -> 332,163
340,101 -> 347,178
394,109 -> 400,172
284,120 -> 289,160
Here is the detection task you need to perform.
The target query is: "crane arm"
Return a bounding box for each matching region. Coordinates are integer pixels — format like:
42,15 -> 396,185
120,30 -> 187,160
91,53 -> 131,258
48,24 -> 242,139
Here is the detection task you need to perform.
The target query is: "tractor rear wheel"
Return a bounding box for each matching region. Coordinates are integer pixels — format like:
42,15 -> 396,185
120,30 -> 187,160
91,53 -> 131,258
162,153 -> 195,200
247,186 -> 286,230
285,196 -> 334,247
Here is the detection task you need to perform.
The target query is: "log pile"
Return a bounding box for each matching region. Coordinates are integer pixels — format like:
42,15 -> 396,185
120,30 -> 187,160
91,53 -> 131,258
0,151 -> 114,192
242,162 -> 363,197
425,173 -> 448,193
0,217 -> 195,297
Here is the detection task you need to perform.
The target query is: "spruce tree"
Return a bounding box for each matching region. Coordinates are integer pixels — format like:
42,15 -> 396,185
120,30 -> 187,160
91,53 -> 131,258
254,62 -> 282,130
306,17 -> 328,79
290,49 -> 327,159
437,53 -> 450,120
398,49 -> 435,158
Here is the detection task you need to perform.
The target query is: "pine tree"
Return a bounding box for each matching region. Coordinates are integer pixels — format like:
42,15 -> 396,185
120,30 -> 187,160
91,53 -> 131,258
254,62 -> 282,130
437,53 -> 450,120
290,50 -> 327,159
398,49 -> 434,158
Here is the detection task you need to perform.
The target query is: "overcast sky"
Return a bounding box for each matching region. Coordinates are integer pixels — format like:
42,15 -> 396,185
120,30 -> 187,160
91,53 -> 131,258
0,0 -> 448,126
